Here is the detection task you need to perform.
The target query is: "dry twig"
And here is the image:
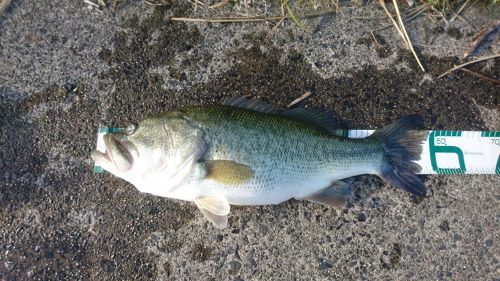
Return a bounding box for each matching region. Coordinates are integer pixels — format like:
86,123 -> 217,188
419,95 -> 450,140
83,0 -> 100,8
438,53 -> 500,78
459,68 -> 500,85
209,0 -> 228,9
287,91 -> 312,108
392,0 -> 425,72
378,0 -> 407,47
450,0 -> 470,23
378,0 -> 425,72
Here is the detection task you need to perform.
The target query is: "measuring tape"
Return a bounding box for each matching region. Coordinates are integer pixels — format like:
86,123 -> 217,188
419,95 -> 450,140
94,128 -> 500,175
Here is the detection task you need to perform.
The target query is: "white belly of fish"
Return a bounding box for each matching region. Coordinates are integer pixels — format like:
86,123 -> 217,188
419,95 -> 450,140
177,162 -> 378,206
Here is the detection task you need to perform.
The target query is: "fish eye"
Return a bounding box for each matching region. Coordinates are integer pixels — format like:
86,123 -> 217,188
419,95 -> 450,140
125,123 -> 138,135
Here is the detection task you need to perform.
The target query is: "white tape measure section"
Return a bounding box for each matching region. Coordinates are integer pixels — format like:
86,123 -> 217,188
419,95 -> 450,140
94,129 -> 500,175
342,130 -> 500,175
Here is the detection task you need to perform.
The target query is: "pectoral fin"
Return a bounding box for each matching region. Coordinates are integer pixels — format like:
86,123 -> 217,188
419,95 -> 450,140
299,181 -> 351,208
205,160 -> 254,185
194,196 -> 230,229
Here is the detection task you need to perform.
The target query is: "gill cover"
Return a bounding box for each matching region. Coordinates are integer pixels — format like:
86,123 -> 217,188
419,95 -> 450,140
129,111 -> 207,190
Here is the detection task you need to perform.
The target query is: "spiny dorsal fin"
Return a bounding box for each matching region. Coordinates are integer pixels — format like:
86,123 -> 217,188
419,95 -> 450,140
222,96 -> 276,114
205,160 -> 254,185
298,181 -> 351,208
194,196 -> 230,229
282,107 -> 346,136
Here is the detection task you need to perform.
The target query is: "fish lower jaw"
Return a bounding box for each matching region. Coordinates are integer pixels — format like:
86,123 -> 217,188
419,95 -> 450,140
91,149 -> 113,167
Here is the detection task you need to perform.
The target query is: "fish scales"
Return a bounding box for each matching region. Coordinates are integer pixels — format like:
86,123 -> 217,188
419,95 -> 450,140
181,105 -> 384,203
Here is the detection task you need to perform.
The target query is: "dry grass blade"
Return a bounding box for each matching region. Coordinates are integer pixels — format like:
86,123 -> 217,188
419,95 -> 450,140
171,10 -> 336,23
284,1 -> 304,29
459,68 -> 500,85
144,0 -> 169,5
450,0 -> 470,23
209,0 -> 228,9
330,0 -> 342,15
271,16 -> 287,31
83,0 -> 100,8
371,31 -> 381,47
392,0 -> 425,72
171,15 -> 286,23
378,0 -> 408,48
437,53 -> 500,78
0,0 -> 12,15
287,91 -> 312,108
378,0 -> 425,71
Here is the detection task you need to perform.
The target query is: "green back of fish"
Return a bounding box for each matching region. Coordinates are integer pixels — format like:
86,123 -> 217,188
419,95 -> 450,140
183,105 -> 330,138
180,105 -> 382,169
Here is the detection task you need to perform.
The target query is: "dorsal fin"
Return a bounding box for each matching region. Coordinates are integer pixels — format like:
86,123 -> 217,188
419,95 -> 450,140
282,107 -> 346,136
222,96 -> 276,114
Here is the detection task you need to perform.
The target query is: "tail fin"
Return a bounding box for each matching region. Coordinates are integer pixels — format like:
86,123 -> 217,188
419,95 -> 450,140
374,115 -> 427,197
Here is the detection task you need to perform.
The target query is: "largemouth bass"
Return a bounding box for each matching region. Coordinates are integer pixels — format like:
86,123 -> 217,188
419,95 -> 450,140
91,97 -> 426,228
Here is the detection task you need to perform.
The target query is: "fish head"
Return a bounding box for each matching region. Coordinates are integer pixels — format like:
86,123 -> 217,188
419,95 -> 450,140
91,111 -> 205,191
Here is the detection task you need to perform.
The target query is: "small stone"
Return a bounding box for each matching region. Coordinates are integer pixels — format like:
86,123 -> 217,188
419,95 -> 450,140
216,234 -> 223,242
228,261 -> 242,275
318,259 -> 333,270
357,213 -> 367,222
148,206 -> 160,215
101,259 -> 116,272
439,220 -> 450,232
485,239 -> 493,248
44,250 -> 54,259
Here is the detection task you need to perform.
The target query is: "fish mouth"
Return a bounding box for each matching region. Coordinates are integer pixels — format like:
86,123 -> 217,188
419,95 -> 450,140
91,133 -> 136,172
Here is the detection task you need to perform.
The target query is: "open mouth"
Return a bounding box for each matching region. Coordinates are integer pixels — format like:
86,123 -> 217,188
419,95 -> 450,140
91,133 -> 135,172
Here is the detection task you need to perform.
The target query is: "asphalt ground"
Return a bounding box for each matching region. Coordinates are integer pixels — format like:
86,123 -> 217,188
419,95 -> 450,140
0,0 -> 498,280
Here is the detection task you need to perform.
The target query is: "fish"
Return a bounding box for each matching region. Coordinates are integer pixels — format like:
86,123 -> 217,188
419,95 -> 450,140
91,97 -> 426,228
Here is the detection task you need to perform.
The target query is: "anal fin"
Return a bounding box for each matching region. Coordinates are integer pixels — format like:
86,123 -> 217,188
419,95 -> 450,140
299,181 -> 351,208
